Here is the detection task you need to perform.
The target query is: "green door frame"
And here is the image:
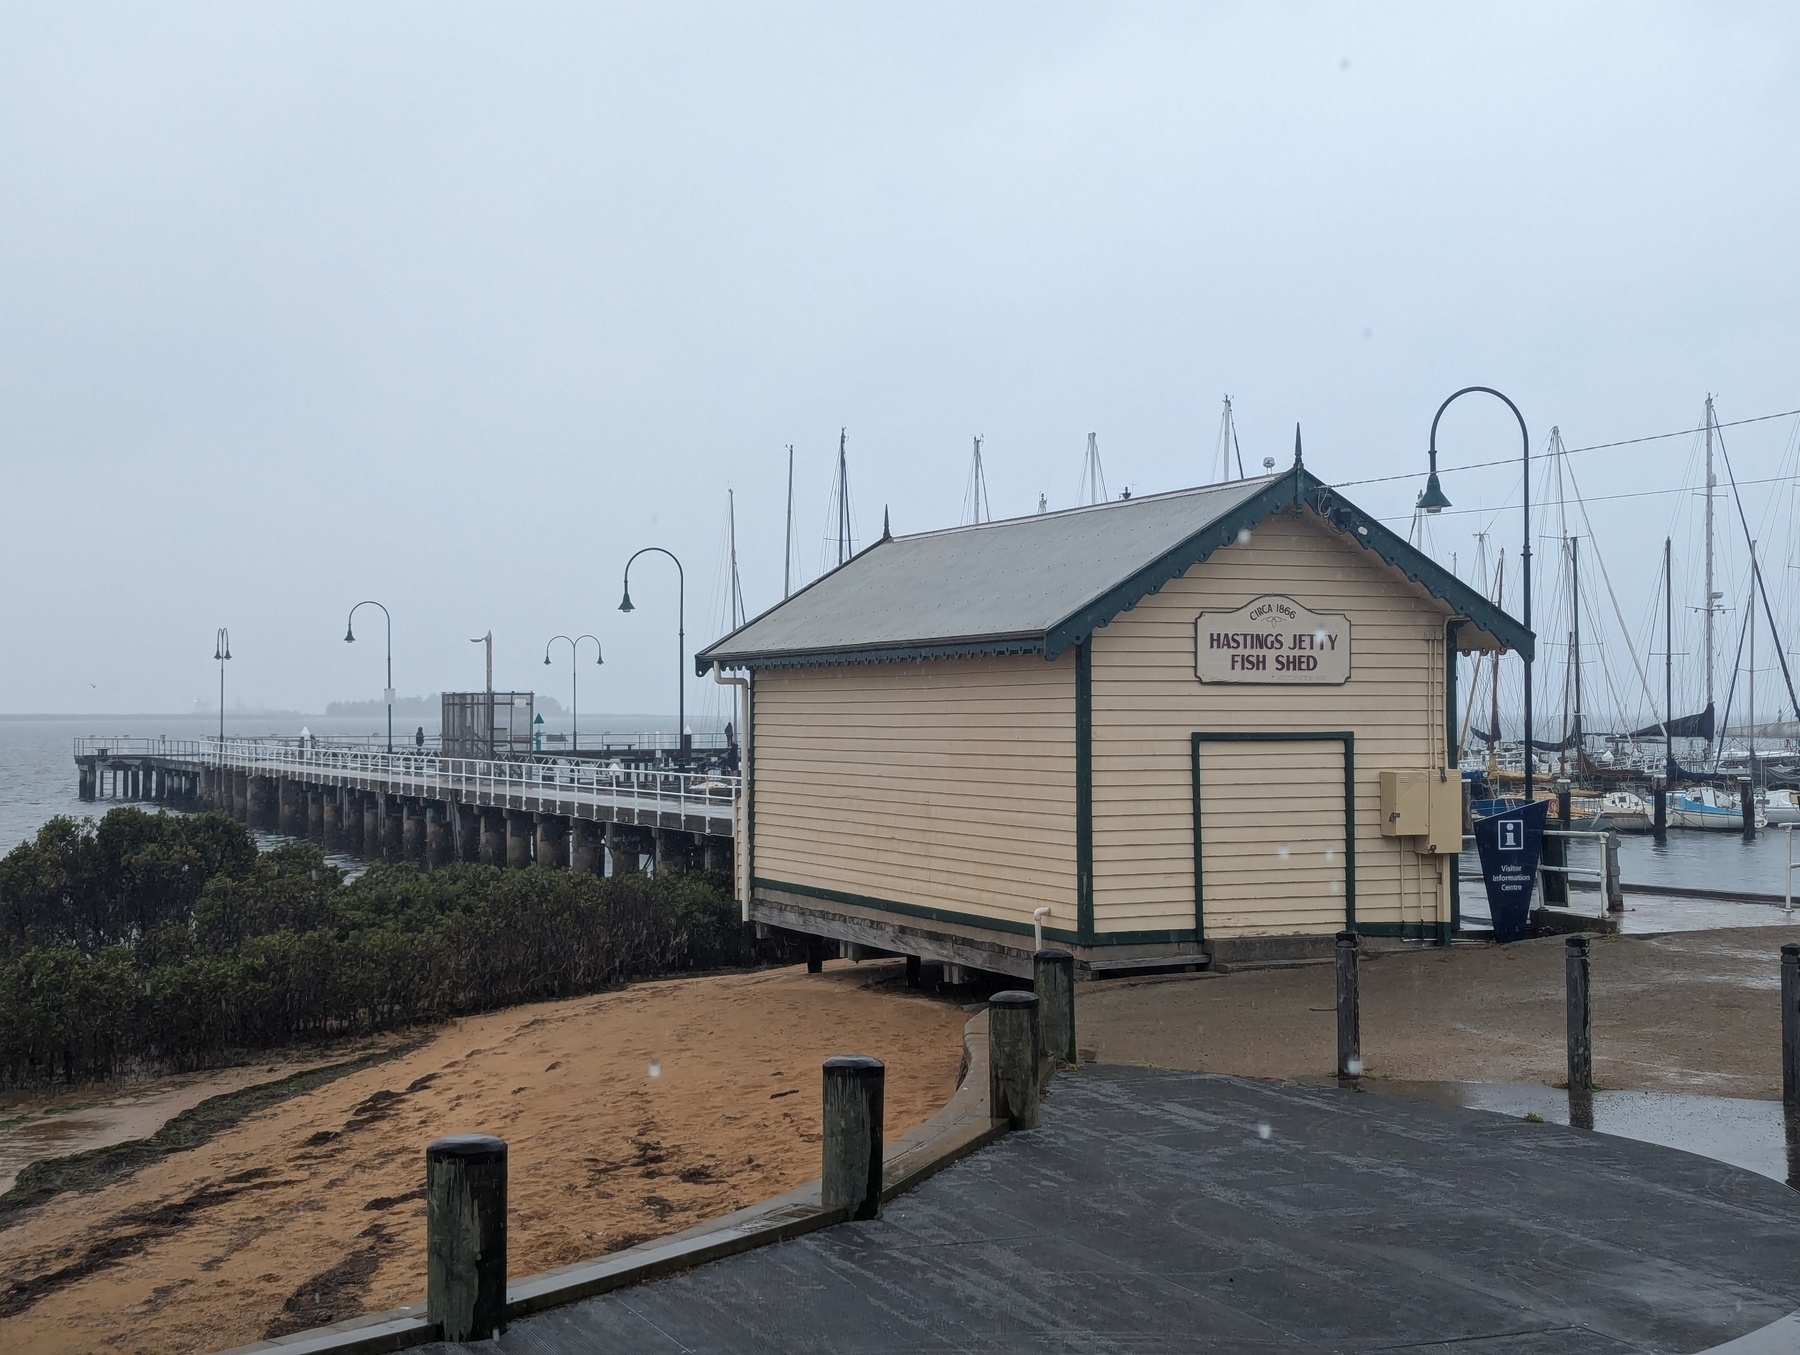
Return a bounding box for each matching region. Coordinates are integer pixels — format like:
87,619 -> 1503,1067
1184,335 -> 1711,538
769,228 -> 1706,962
1190,730 -> 1357,940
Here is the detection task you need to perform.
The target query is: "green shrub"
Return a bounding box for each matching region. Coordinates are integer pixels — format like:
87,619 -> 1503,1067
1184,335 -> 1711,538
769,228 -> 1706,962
0,810 -> 748,1086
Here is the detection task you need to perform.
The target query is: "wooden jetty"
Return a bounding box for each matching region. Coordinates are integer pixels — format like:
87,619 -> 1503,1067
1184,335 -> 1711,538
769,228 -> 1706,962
73,737 -> 738,875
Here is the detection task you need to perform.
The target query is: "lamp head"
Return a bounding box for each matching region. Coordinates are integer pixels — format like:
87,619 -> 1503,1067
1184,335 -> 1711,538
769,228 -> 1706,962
1417,471 -> 1452,515
619,587 -> 634,613
543,654 -> 551,665
344,624 -> 356,643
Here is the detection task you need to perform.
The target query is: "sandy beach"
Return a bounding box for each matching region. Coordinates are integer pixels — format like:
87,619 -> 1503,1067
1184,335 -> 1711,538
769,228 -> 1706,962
0,959 -> 967,1355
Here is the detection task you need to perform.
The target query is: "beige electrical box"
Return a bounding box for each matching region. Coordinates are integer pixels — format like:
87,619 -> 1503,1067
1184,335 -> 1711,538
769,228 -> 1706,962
1380,770 -> 1463,853
1422,774 -> 1464,855
1379,770 -> 1430,837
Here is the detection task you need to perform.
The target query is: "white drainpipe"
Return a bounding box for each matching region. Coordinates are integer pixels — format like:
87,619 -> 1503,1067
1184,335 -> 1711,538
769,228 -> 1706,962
712,662 -> 752,922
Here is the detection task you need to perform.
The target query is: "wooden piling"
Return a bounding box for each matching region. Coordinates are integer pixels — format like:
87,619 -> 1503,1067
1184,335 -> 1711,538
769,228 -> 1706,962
1783,944 -> 1799,1108
505,812 -> 532,868
1603,833 -> 1624,913
1741,776 -> 1757,840
425,1135 -> 508,1343
1565,935 -> 1592,1093
905,954 -> 921,989
1336,930 -> 1361,1078
988,990 -> 1041,1130
479,809 -> 504,866
1652,784 -> 1667,838
821,1055 -> 885,1220
1033,949 -> 1077,1067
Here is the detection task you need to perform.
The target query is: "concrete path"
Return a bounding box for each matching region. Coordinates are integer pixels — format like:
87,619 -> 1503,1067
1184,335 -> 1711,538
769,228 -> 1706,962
421,1066 -> 1800,1353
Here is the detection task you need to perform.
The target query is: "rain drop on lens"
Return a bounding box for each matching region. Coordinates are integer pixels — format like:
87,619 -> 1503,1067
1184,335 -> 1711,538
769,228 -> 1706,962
1276,844 -> 1291,859
1346,1058 -> 1364,1077
1256,1123 -> 1272,1141
647,1059 -> 662,1079
1236,529 -> 1253,546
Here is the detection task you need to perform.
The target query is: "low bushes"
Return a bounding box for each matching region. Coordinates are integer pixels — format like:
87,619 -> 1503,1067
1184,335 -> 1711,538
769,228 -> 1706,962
0,809 -> 746,1087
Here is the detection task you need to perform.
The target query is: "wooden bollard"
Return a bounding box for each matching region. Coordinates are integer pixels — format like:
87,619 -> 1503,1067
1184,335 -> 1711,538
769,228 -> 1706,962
1741,776 -> 1757,841
988,990 -> 1041,1130
1565,935 -> 1592,1093
1603,833 -> 1624,913
821,1055 -> 885,1220
1335,930 -> 1361,1079
1034,949 -> 1077,1067
426,1135 -> 508,1342
1782,944 -> 1800,1107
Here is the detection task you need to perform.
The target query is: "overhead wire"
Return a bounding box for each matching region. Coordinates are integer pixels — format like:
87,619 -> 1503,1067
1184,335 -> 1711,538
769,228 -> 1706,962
1331,406 -> 1800,490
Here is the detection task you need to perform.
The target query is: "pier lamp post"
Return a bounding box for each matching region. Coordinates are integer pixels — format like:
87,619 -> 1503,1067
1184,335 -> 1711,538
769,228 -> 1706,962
344,600 -> 395,754
620,548 -> 686,763
544,634 -> 602,752
213,627 -> 231,761
1423,386 -> 1535,801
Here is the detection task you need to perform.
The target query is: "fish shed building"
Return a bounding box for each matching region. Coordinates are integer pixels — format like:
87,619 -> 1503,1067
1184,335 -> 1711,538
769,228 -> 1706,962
697,460 -> 1531,977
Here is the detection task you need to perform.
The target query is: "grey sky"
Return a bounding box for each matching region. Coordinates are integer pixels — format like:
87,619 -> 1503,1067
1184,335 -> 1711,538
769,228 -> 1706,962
3,3 -> 1797,727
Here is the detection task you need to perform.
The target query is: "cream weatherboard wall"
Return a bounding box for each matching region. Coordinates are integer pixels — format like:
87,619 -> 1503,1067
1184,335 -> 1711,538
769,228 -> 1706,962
1090,506 -> 1452,941
750,653 -> 1077,938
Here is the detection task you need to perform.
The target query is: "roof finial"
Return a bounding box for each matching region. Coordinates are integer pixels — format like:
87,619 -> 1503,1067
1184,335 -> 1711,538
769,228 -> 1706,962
1293,424 -> 1305,507
881,506 -> 892,541
1293,423 -> 1303,469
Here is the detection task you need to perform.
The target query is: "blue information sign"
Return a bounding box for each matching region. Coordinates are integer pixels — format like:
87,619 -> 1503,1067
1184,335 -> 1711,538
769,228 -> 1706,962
1472,798 -> 1549,944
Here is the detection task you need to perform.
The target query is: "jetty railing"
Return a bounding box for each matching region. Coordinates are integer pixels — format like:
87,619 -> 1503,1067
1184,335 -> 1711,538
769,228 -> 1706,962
73,736 -> 740,827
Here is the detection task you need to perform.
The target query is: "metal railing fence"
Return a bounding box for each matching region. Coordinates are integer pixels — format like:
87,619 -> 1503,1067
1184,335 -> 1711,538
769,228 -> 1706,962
74,736 -> 740,826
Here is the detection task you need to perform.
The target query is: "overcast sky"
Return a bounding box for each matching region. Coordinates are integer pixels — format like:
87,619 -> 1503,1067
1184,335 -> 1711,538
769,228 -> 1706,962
3,2 -> 1797,726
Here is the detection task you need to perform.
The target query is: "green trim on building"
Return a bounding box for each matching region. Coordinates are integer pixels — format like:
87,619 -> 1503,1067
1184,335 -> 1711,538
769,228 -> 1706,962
1191,730 -> 1358,939
1075,639 -> 1094,943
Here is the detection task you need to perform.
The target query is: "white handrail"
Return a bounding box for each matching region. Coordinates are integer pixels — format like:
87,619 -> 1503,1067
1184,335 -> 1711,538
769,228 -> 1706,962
74,735 -> 741,821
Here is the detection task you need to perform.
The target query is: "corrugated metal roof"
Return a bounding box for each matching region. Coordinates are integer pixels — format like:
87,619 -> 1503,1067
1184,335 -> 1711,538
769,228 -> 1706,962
700,477 -> 1278,665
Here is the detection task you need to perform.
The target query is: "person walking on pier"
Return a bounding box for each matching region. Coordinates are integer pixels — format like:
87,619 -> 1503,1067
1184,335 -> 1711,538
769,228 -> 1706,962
415,726 -> 426,751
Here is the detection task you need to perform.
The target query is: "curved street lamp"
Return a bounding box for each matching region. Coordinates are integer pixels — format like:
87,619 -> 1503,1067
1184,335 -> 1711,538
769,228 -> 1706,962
620,548 -> 686,762
1423,386 -> 1535,801
344,599 -> 394,754
213,627 -> 231,761
544,634 -> 602,752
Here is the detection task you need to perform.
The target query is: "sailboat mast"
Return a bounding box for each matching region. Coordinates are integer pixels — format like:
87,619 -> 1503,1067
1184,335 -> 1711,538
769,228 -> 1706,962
1704,395 -> 1716,728
1664,536 -> 1673,779
1571,535 -> 1582,775
1489,549 -> 1504,780
966,435 -> 990,524
836,428 -> 850,567
1216,396 -> 1244,482
783,444 -> 794,599
1749,539 -> 1757,777
728,488 -> 744,628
